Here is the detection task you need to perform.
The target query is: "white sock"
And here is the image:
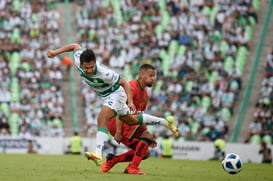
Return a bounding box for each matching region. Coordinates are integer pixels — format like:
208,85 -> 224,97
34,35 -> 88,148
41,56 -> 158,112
141,113 -> 167,126
95,129 -> 109,156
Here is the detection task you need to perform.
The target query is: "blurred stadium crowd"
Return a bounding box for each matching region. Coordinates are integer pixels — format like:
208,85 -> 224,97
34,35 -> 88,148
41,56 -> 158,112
77,0 -> 261,142
0,0 -> 271,145
245,48 -> 273,145
0,0 -> 64,138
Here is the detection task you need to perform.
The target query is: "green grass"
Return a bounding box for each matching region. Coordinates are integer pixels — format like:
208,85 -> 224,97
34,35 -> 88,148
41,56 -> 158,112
0,154 -> 272,181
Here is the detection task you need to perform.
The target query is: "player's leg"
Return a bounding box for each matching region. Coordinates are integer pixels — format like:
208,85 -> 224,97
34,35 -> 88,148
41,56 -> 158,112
114,87 -> 178,136
85,90 -> 129,166
125,130 -> 153,175
85,105 -> 116,166
100,150 -> 135,173
101,126 -> 147,173
101,140 -> 150,174
119,114 -> 179,137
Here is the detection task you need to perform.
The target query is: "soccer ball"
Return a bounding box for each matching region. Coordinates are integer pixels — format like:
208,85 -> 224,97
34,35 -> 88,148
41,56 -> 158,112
221,153 -> 243,174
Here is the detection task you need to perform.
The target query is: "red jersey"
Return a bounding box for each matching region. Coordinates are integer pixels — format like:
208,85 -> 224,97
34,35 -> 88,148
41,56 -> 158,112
130,80 -> 148,113
108,80 -> 148,148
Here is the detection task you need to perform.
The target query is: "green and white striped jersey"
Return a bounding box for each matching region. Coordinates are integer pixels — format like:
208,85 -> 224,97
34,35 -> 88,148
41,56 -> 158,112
73,49 -> 121,97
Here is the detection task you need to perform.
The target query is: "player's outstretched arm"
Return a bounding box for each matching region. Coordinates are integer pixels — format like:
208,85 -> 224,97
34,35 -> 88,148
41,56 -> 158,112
114,119 -> 123,144
118,77 -> 136,113
47,43 -> 82,58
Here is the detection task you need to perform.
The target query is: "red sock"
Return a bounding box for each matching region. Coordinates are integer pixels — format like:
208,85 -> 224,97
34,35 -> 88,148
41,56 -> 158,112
131,141 -> 149,168
115,150 -> 135,163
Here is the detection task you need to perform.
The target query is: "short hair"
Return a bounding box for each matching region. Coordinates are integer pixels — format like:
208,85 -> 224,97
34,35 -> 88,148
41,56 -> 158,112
139,64 -> 155,71
80,49 -> 96,63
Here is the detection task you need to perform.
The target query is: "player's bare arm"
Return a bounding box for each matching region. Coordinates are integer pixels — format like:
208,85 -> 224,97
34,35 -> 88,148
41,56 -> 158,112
47,43 -> 82,58
118,77 -> 136,113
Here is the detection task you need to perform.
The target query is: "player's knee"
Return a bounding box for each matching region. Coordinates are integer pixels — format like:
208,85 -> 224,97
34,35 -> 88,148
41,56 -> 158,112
140,137 -> 153,146
125,121 -> 135,126
97,119 -> 108,128
141,130 -> 153,140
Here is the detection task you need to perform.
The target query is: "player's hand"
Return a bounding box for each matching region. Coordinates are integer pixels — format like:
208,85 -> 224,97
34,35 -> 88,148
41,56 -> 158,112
114,132 -> 123,144
128,102 -> 136,114
47,50 -> 56,58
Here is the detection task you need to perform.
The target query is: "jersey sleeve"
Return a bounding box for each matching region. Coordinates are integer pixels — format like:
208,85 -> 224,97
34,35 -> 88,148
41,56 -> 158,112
100,64 -> 120,84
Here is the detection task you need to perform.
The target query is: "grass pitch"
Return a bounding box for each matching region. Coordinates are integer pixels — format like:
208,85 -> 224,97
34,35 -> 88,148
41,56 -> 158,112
0,154 -> 272,181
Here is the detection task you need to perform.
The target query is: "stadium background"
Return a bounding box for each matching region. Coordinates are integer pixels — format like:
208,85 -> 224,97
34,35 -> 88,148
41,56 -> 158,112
0,0 -> 272,163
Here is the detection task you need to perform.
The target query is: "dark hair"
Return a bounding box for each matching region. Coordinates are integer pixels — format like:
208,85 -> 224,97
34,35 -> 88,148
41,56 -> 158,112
80,49 -> 96,63
140,64 -> 155,71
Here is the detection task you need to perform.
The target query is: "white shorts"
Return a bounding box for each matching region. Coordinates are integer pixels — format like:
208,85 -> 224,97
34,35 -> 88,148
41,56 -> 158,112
101,86 -> 130,116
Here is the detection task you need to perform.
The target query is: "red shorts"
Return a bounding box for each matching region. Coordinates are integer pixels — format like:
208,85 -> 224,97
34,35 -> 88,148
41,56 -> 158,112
108,118 -> 147,150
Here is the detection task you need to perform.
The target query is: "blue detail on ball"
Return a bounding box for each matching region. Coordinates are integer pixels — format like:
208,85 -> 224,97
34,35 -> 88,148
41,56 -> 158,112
236,160 -> 242,169
227,154 -> 236,159
225,161 -> 234,169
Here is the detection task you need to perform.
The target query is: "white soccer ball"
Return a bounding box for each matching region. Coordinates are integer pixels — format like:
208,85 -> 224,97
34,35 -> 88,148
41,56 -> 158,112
221,153 -> 243,174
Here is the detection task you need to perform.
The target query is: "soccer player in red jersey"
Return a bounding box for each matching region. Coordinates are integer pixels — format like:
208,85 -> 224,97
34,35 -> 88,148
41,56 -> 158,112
101,64 -> 158,175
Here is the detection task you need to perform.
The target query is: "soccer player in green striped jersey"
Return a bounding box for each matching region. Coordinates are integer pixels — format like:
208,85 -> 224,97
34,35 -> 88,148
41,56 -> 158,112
47,43 -> 178,167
